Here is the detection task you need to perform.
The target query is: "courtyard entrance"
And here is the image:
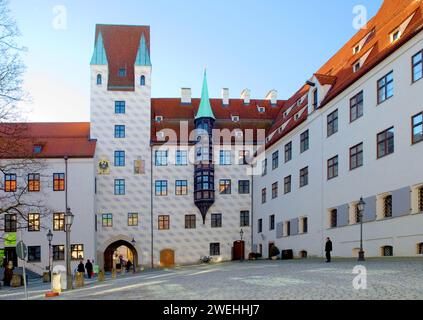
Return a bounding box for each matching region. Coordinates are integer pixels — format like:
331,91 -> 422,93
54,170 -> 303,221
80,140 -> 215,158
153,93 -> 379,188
104,240 -> 138,272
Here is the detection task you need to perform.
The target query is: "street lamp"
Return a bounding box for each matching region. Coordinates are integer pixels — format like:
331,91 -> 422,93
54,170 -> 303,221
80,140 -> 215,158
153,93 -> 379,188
46,229 -> 53,281
65,207 -> 74,290
357,197 -> 366,262
131,238 -> 136,273
240,229 -> 244,262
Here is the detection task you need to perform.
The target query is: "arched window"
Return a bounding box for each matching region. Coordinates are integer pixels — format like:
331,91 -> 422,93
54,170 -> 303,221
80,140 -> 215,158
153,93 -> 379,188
381,245 -> 393,257
140,75 -> 146,86
97,74 -> 102,85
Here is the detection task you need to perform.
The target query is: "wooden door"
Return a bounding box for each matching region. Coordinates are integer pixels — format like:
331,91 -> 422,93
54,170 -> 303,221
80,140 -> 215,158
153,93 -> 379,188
233,241 -> 245,261
160,249 -> 175,268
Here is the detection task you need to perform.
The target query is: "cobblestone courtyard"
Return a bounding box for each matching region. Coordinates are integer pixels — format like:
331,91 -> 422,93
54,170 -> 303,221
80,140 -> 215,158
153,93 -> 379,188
1,258 -> 423,300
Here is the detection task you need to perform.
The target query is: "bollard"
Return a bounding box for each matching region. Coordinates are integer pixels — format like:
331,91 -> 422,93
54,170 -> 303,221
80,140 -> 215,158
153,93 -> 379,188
111,268 -> 116,279
75,272 -> 85,288
51,273 -> 62,293
11,274 -> 22,287
98,270 -> 105,282
43,272 -> 51,283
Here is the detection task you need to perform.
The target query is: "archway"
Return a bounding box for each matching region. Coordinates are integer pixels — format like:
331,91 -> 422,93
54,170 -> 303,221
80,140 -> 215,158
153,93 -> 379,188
104,240 -> 138,272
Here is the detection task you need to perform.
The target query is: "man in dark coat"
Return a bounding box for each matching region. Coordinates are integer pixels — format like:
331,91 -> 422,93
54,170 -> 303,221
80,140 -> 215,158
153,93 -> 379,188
77,260 -> 85,276
325,237 -> 333,262
85,259 -> 93,279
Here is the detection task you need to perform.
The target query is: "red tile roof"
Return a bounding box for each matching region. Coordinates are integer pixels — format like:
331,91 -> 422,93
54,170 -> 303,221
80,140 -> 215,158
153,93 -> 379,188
0,123 -> 96,159
95,24 -> 150,91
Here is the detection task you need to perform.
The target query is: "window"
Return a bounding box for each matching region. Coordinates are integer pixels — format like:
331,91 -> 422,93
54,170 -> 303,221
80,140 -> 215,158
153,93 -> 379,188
412,112 -> 423,144
231,115 -> 239,122
211,214 -> 222,228
384,195 -> 393,218
355,204 -> 362,224
330,209 -> 337,228
53,173 -> 65,191
28,246 -> 41,262
219,179 -> 231,194
102,213 -> 113,227
412,50 -> 423,82
114,125 -> 125,138
53,213 -> 65,231
353,45 -> 360,54
175,180 -> 188,196
71,244 -> 84,260
115,101 -> 126,114
272,182 -> 278,199
327,110 -> 338,137
4,214 -> 17,232
114,151 -> 125,167
285,142 -> 292,162
418,243 -> 423,255
382,246 -> 393,257
327,156 -> 339,180
258,219 -> 263,233
53,245 -> 65,261
272,151 -> 279,170
176,150 -> 188,166
350,91 -> 364,122
377,71 -> 394,104
262,188 -> 267,204
158,215 -> 170,230
350,143 -> 364,170
300,130 -> 309,153
128,213 -> 138,226
118,68 -> 126,77
185,215 -> 196,229
301,217 -> 308,233
155,150 -> 168,166
28,173 -> 40,192
140,75 -> 146,86
419,187 -> 423,212
4,174 -> 17,192
210,243 -> 220,256
155,180 -> 168,196
284,176 -> 292,194
312,89 -> 318,110
238,150 -> 249,165
300,167 -> 309,188
219,150 -> 232,165
196,147 -> 210,163
262,159 -> 268,176
114,179 -> 125,195
238,180 -> 250,194
269,215 -> 275,231
97,74 -> 102,85
353,61 -> 361,73
240,211 -> 249,227
28,213 -> 40,232
377,127 -> 394,158
286,221 -> 291,236
33,145 -> 43,154
391,29 -> 400,43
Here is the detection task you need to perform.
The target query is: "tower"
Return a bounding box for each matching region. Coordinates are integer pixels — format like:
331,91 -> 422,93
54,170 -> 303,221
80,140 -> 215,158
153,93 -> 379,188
194,71 -> 216,224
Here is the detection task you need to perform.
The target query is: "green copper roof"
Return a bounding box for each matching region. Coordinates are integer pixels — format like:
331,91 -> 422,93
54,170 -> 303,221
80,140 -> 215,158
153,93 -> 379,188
135,33 -> 152,66
90,32 -> 108,65
195,70 -> 215,119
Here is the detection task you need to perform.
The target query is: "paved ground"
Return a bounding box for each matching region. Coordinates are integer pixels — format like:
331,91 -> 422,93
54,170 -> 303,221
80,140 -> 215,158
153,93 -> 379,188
1,258 -> 423,300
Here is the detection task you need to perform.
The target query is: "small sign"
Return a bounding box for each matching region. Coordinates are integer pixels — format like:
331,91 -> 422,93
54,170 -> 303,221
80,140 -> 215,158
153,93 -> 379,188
134,159 -> 145,174
16,241 -> 27,260
98,159 -> 110,175
4,233 -> 17,246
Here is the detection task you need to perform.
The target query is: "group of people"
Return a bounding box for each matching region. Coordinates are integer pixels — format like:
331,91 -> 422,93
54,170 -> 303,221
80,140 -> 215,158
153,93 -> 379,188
115,254 -> 133,272
77,259 -> 95,278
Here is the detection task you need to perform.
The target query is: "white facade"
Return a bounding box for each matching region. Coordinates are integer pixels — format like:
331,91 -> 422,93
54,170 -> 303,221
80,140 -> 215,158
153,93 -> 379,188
253,29 -> 423,259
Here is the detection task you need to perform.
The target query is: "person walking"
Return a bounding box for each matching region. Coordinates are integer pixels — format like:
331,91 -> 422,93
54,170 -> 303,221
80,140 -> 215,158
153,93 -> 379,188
85,259 -> 93,279
77,260 -> 85,276
325,237 -> 333,263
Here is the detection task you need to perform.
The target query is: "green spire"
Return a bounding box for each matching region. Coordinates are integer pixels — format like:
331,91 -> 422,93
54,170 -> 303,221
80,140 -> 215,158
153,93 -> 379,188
135,33 -> 152,66
195,70 -> 215,119
90,32 -> 108,65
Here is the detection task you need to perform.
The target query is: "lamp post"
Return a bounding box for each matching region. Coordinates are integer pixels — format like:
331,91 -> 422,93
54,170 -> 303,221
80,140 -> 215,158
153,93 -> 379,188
131,238 -> 136,273
357,197 -> 366,262
65,207 -> 74,290
46,229 -> 53,281
240,229 -> 244,262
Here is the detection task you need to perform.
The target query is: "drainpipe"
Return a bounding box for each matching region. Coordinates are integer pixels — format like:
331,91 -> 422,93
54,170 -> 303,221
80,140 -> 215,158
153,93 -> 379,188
251,163 -> 254,254
150,144 -> 154,269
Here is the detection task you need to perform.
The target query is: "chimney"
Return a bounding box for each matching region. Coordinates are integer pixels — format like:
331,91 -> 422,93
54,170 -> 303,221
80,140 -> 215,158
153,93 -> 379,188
241,89 -> 251,105
265,90 -> 278,105
181,88 -> 191,104
222,88 -> 229,106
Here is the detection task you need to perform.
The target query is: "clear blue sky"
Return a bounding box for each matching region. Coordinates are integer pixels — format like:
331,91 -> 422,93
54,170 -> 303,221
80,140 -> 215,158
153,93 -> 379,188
10,0 -> 383,122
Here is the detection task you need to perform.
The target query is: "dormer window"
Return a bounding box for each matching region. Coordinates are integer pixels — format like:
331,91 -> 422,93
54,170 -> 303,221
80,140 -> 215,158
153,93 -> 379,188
96,74 -> 102,85
156,131 -> 165,140
155,116 -> 163,123
297,99 -> 302,106
33,145 -> 43,154
235,131 -> 243,138
312,88 -> 318,110
391,29 -> 401,43
353,45 -> 360,55
294,113 -> 300,121
140,75 -> 146,86
231,115 -> 240,122
353,62 -> 361,73
257,106 -> 265,113
118,68 -> 126,77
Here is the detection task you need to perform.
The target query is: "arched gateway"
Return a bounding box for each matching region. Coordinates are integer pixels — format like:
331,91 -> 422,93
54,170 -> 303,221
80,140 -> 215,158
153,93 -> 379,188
103,240 -> 138,272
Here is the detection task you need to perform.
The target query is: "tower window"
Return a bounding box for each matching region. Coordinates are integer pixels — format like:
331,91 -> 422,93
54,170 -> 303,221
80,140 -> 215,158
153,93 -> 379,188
97,74 -> 102,85
115,101 -> 126,114
118,68 -> 126,77
140,75 -> 146,86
